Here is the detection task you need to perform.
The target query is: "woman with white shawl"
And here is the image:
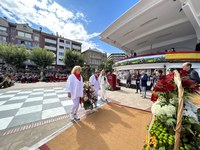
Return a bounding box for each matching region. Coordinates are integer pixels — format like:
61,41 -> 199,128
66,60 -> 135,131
66,66 -> 83,120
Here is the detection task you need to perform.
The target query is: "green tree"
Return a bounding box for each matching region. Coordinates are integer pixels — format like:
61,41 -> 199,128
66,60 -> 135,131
82,65 -> 91,81
105,59 -> 114,72
29,47 -> 54,77
98,62 -> 105,71
63,48 -> 84,70
0,44 -> 29,72
98,59 -> 114,73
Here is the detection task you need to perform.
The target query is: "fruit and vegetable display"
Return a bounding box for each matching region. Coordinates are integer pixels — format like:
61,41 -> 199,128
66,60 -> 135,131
143,70 -> 200,150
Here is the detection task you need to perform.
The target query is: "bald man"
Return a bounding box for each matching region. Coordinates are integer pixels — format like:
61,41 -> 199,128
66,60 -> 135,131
182,62 -> 200,84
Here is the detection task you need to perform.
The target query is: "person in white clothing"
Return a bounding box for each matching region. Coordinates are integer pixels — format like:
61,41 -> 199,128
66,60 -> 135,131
66,66 -> 83,121
99,69 -> 108,102
89,70 -> 100,107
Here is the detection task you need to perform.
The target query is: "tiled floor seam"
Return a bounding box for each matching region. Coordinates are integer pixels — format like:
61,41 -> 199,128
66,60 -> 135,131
0,110 -> 87,136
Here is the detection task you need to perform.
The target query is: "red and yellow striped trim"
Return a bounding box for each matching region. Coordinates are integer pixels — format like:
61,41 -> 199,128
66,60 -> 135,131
166,52 -> 200,60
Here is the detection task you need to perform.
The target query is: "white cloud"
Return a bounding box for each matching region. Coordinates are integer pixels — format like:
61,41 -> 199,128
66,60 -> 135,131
0,0 -> 100,51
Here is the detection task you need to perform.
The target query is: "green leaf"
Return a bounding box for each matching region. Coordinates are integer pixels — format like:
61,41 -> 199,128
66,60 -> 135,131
184,124 -> 195,136
187,117 -> 197,124
192,124 -> 200,132
166,118 -> 176,126
159,147 -> 166,150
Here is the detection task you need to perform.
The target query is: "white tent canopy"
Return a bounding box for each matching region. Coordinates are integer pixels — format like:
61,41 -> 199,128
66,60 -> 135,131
100,0 -> 200,55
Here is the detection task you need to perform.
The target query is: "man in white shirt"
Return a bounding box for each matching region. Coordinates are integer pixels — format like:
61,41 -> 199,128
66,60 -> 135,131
89,70 -> 100,107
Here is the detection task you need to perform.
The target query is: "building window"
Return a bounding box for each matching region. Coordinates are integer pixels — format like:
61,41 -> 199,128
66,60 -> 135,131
18,39 -> 25,45
0,26 -> 7,32
59,46 -> 64,49
17,40 -> 32,47
11,27 -> 16,31
45,43 -> 57,48
0,36 -> 6,42
25,41 -> 31,47
33,42 -> 39,47
17,31 -> 32,39
18,31 -> 24,37
65,41 -> 70,44
59,39 -> 64,43
34,35 -> 39,41
25,33 -> 32,38
59,52 -> 64,56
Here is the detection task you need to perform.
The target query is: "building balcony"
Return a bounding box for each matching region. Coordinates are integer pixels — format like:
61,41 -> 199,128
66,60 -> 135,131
45,38 -> 57,44
0,30 -> 8,36
58,42 -> 71,48
44,45 -> 57,51
72,45 -> 81,50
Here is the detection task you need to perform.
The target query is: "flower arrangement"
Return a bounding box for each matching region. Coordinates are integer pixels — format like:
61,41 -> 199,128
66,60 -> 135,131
143,70 -> 200,150
82,82 -> 98,110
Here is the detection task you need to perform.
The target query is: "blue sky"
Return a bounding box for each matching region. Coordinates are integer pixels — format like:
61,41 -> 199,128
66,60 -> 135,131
0,0 -> 139,54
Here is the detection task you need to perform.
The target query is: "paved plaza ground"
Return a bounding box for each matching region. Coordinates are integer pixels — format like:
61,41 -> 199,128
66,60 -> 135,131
0,82 -> 153,150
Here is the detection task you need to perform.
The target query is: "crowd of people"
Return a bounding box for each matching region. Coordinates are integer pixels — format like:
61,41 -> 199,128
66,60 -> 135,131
0,71 -> 69,89
116,62 -> 200,99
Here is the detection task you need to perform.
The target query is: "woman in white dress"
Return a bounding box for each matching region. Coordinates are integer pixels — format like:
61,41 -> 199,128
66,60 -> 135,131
99,69 -> 108,102
89,70 -> 100,107
66,66 -> 83,120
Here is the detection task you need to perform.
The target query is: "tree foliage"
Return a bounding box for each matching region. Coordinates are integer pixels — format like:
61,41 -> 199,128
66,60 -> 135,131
98,59 -> 114,73
63,48 -> 84,70
82,65 -> 92,81
0,44 -> 29,71
29,47 -> 54,70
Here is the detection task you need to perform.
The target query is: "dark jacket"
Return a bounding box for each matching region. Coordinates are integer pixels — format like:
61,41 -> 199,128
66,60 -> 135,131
140,74 -> 148,87
189,69 -> 200,84
135,74 -> 141,83
195,43 -> 200,51
127,74 -> 132,81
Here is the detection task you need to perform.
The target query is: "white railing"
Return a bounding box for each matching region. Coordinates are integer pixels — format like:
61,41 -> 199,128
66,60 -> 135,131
58,42 -> 71,48
45,38 -> 57,44
72,45 -> 81,50
44,45 -> 56,51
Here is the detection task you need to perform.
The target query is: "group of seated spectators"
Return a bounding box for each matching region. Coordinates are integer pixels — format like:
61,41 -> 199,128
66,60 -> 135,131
41,73 -> 68,82
0,72 -> 69,89
0,74 -> 15,89
14,72 -> 40,83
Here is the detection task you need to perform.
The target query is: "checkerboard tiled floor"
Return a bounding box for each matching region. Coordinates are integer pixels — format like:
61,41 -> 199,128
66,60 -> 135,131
0,87 -> 104,131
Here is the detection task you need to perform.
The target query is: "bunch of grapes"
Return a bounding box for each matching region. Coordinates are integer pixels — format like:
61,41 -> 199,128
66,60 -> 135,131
149,121 -> 174,148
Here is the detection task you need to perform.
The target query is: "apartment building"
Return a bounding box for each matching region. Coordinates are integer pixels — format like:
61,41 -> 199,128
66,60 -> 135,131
0,17 -> 82,69
82,48 -> 107,69
57,37 -> 81,66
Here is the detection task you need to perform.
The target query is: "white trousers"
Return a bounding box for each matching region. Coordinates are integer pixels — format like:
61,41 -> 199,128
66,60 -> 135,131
71,97 -> 80,115
100,84 -> 106,100
94,89 -> 98,106
94,89 -> 98,97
